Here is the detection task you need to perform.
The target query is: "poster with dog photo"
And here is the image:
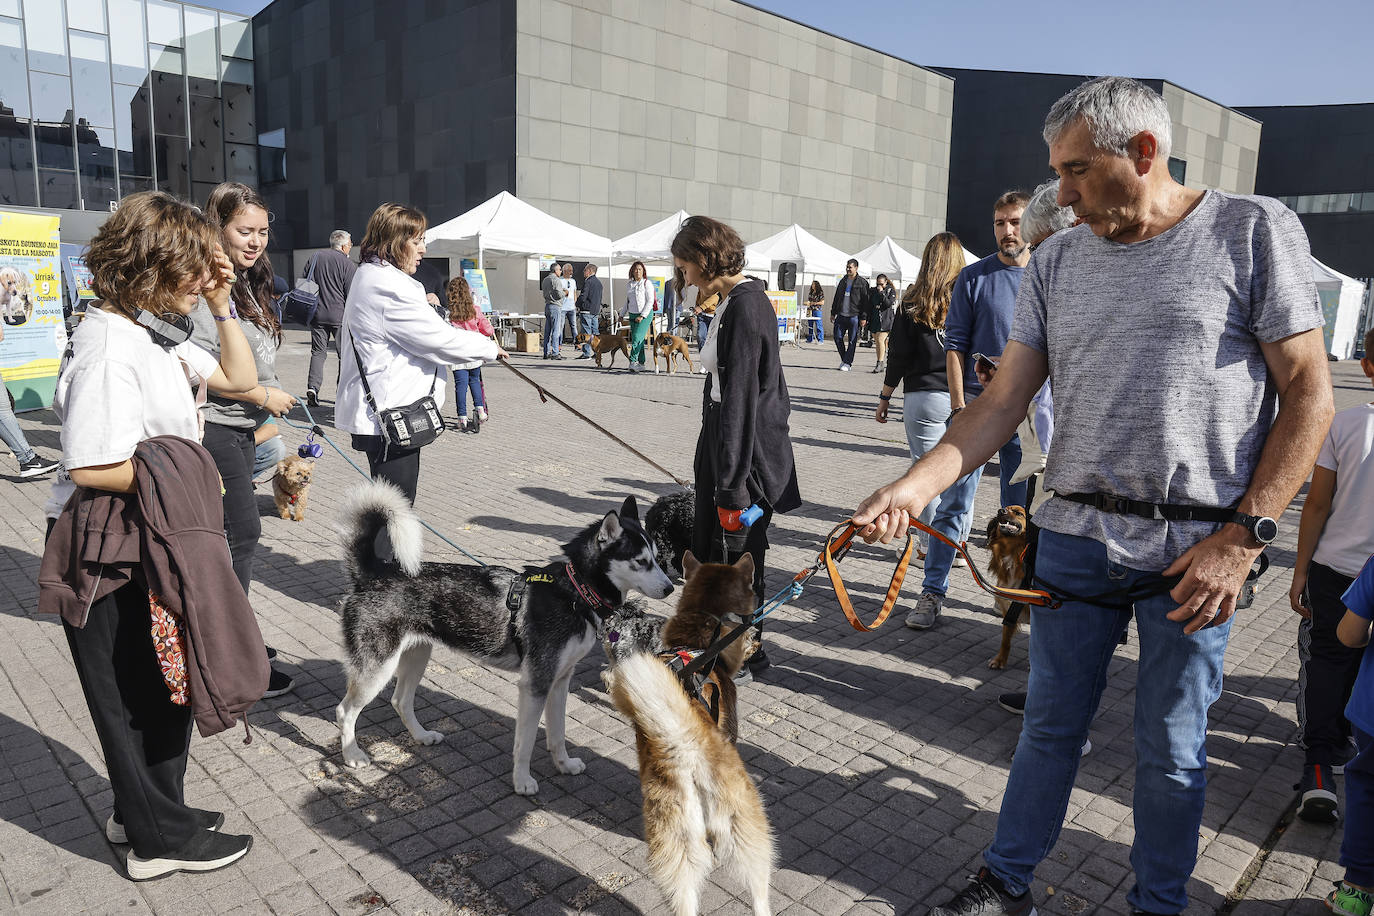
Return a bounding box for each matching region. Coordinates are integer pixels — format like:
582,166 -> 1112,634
0,210 -> 64,410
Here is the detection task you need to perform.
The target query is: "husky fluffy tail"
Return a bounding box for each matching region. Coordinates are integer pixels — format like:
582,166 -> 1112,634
340,480 -> 424,580
608,652 -> 775,916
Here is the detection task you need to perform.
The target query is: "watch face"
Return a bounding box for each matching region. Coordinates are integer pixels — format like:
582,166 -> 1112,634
1254,517 -> 1278,543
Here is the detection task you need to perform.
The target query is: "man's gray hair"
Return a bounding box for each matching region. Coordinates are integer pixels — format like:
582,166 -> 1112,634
1043,76 -> 1172,160
1021,180 -> 1076,244
329,229 -> 351,249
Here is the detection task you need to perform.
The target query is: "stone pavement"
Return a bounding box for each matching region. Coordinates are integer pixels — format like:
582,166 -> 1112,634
0,327 -> 1366,916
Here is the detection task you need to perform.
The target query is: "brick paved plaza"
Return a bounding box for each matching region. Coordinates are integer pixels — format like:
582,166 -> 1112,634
0,330 -> 1365,915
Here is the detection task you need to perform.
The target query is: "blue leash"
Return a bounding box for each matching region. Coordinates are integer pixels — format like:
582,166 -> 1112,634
275,398 -> 490,568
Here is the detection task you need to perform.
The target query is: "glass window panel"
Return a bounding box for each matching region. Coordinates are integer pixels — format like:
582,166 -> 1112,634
145,0 -> 180,48
189,94 -> 222,183
220,57 -> 252,85
221,80 -> 252,142
70,32 -> 113,127
31,72 -> 74,124
225,141 -> 255,184
150,49 -> 185,138
118,173 -> 152,198
35,120 -> 74,171
76,122 -> 115,209
0,0 -> 19,17
23,0 -> 69,73
183,6 -> 216,81
154,132 -> 187,197
0,127 -> 37,207
113,81 -> 152,177
219,14 -> 250,60
107,0 -> 145,81
149,43 -> 182,75
1361,192 -> 1374,212
0,20 -> 29,118
257,145 -> 284,184
40,167 -> 80,208
66,0 -> 106,33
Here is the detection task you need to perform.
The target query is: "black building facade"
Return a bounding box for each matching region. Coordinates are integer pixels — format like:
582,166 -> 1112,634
252,0 -> 517,255
1239,103 -> 1374,281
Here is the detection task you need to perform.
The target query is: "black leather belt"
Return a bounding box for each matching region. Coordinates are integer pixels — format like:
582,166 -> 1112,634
1061,492 -> 1234,524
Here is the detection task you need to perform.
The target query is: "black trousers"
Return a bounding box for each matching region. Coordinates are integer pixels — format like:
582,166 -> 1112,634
307,323 -> 341,394
1299,561 -> 1365,765
352,434 -> 422,505
692,401 -> 772,615
201,422 -> 260,593
63,581 -> 198,858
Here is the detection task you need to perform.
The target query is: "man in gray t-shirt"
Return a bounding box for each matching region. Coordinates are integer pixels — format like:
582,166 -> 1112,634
540,263 -> 565,359
854,77 -> 1333,916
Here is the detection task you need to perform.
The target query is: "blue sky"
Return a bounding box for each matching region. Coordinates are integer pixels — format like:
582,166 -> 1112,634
218,0 -> 1371,107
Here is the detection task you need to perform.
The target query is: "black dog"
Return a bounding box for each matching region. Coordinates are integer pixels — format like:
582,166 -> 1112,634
645,488 -> 695,577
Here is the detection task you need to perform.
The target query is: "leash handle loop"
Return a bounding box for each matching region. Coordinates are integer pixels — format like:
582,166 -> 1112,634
823,521 -> 915,631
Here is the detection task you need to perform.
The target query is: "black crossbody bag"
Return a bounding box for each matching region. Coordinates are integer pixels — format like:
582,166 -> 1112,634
351,342 -> 445,456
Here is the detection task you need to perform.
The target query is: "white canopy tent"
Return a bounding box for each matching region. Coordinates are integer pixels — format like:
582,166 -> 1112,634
611,210 -> 691,262
1313,256 -> 1368,360
854,236 -> 921,283
423,191 -> 612,268
744,224 -> 870,278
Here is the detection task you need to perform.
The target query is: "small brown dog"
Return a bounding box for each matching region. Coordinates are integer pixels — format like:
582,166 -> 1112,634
603,550 -> 774,916
272,455 -> 314,521
575,331 -> 631,369
985,505 -> 1029,669
652,333 -> 695,374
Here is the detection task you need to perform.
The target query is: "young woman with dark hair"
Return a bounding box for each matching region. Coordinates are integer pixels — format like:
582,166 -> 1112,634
189,182 -> 297,699
805,279 -> 826,343
671,215 -> 801,681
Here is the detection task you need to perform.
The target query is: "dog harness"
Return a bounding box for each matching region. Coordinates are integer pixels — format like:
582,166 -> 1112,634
503,563 -> 618,660
661,644 -> 723,723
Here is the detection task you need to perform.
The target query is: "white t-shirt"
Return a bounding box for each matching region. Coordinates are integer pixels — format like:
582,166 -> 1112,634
560,276 -> 576,310
44,306 -> 219,518
1313,402 -> 1374,577
700,292 -> 732,403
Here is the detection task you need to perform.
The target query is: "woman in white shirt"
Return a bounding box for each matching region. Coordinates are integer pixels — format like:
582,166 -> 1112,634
620,261 -> 656,372
335,203 -> 506,503
47,191 -> 258,878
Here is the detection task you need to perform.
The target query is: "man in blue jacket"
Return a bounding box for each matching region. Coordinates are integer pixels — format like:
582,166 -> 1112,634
908,189 -> 1031,630
576,264 -> 603,359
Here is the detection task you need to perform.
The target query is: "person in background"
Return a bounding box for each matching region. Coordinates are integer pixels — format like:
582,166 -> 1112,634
303,229 -> 356,408
576,264 -> 603,359
1289,326 -> 1374,823
1330,554 -> 1374,916
865,273 -> 897,373
560,262 -> 578,346
541,263 -> 565,360
0,325 -> 59,478
673,215 -> 801,683
336,203 -> 505,503
874,233 -> 962,575
43,190 -> 258,878
190,181 -> 297,700
621,261 -> 656,373
805,279 -> 825,343
445,276 -> 496,432
830,258 -> 869,371
693,285 -> 719,352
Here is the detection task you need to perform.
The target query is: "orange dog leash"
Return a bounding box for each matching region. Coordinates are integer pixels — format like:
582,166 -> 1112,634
812,519 -> 1061,632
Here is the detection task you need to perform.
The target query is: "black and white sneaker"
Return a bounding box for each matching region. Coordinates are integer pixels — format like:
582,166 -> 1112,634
1296,763 -> 1339,823
107,809 -> 224,845
931,867 -> 1036,915
305,388 -> 319,408
126,829 -> 252,880
18,455 -> 59,478
998,692 -> 1027,715
262,667 -> 294,699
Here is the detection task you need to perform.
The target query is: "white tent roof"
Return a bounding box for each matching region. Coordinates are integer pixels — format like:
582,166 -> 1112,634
744,224 -> 869,277
612,210 -> 691,261
1312,256 -> 1368,360
854,236 -> 921,281
423,191 -> 611,261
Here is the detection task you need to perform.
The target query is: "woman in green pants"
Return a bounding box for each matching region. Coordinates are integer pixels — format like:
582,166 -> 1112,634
621,260 -> 656,372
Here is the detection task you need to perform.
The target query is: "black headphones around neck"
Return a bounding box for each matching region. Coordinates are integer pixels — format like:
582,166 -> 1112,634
133,309 -> 194,348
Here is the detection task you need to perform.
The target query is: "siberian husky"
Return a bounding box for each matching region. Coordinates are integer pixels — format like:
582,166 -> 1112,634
335,481 -> 674,795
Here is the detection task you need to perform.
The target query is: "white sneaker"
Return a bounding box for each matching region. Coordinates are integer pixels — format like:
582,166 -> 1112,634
1081,738 -> 1092,756
126,830 -> 252,880
952,556 -> 967,568
476,406 -> 488,422
839,363 -> 850,372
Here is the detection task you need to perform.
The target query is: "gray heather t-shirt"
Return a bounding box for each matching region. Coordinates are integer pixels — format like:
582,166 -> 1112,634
1010,190 -> 1322,570
189,295 -> 282,430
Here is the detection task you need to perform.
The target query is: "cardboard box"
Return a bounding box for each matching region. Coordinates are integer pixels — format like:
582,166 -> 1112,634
514,328 -> 541,353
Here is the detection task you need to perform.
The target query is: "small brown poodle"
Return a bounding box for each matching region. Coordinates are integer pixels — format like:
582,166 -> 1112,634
272,456 -> 314,521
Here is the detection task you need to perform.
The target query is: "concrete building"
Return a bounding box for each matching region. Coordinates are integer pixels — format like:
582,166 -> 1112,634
0,0 -> 258,240
1239,103 -> 1374,283
932,68 -> 1262,252
251,0 -> 955,274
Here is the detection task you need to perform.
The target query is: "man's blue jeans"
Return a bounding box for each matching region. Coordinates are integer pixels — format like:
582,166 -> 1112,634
982,529 -> 1231,914
578,311 -> 598,356
923,395 -> 1029,596
0,391 -> 36,464
833,315 -> 859,365
696,314 -> 712,350
543,302 -> 562,356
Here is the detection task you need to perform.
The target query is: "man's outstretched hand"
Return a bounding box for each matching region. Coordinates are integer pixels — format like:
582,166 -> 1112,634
852,477 -> 928,545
